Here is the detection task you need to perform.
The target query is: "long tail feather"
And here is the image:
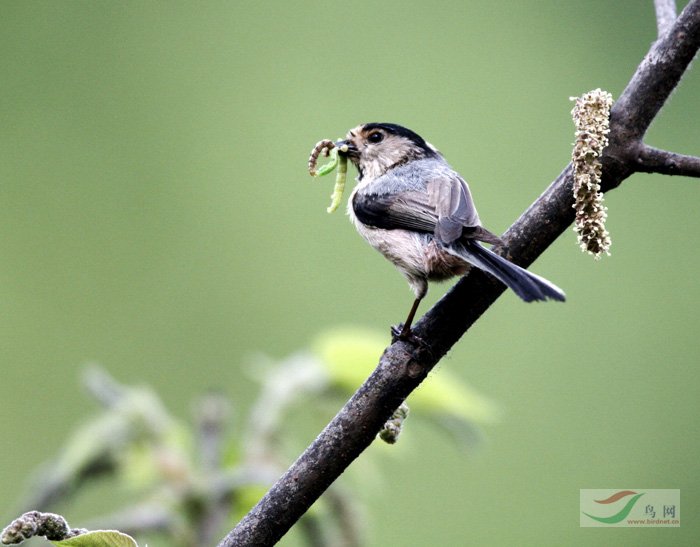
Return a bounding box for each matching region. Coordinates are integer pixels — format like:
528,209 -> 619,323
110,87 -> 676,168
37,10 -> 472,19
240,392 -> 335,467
453,240 -> 566,302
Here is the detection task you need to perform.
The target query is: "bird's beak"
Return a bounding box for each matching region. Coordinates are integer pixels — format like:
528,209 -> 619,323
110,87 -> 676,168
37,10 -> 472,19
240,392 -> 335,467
335,139 -> 358,159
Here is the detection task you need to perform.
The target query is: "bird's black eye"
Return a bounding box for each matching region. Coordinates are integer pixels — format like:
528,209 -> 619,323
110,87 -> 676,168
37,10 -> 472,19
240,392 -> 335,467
367,131 -> 384,144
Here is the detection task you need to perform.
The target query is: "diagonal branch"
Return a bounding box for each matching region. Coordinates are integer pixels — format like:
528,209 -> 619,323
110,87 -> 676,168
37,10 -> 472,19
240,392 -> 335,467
606,0 -> 700,150
218,1 -> 700,545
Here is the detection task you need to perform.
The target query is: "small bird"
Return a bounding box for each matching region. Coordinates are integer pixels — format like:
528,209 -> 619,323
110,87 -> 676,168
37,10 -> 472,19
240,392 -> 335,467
336,122 -> 565,339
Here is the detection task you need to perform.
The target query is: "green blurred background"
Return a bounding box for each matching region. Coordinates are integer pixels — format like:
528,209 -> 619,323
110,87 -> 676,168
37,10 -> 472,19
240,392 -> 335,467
2,1 -> 699,545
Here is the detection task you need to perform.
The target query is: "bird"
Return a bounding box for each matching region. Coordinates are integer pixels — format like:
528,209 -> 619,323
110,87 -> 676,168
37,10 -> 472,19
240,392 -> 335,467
335,122 -> 565,339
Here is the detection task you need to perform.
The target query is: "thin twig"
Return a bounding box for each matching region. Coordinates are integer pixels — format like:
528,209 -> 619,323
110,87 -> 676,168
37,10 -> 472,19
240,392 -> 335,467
83,503 -> 176,537
194,393 -> 232,546
324,487 -> 363,547
217,1 -> 700,545
634,144 -> 700,177
655,0 -> 678,36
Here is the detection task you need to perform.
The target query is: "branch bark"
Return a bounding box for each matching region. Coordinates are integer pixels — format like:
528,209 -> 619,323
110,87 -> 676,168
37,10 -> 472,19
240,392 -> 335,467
218,2 -> 700,545
634,144 -> 700,177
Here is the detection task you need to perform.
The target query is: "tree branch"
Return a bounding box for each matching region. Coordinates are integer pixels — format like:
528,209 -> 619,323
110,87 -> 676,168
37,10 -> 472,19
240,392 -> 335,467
605,0 -> 700,155
655,0 -> 678,36
634,144 -> 700,177
218,2 -> 700,545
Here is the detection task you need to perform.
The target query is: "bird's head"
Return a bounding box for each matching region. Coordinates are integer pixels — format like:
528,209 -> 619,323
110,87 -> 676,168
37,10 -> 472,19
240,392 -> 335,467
336,123 -> 439,181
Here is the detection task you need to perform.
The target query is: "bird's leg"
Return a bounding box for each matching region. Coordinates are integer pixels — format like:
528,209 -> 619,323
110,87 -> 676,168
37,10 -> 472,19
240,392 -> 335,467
402,297 -> 421,336
391,297 -> 422,341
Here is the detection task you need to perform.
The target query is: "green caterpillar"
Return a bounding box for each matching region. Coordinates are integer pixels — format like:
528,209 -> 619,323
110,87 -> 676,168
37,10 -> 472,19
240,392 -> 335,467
308,140 -> 348,214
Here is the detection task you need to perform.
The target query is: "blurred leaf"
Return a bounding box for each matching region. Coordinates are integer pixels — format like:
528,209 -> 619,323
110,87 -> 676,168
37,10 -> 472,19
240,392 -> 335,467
312,326 -> 500,425
53,530 -> 138,547
120,442 -> 160,492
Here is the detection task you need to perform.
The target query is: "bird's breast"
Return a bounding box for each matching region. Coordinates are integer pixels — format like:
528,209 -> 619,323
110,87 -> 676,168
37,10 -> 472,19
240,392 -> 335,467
347,188 -> 467,281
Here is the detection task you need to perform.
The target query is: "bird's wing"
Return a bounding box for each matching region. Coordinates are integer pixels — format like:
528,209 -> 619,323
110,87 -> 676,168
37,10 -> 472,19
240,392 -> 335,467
352,190 -> 438,233
353,172 -> 482,245
427,174 -> 481,244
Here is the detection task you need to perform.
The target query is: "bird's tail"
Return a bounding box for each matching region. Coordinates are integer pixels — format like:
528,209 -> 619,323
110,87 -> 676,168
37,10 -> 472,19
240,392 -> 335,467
453,240 -> 566,302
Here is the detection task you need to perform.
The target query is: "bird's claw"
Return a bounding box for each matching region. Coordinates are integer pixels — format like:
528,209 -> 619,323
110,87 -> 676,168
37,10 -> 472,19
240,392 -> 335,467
391,324 -> 426,348
390,323 -> 406,342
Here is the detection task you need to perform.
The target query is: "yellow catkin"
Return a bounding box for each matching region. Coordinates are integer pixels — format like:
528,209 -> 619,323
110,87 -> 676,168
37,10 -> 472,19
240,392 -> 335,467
570,89 -> 613,259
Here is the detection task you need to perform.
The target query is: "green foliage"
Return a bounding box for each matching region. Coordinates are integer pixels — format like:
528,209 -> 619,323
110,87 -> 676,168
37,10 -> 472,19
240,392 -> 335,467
4,327 -> 498,546
6,327 -> 495,546
313,326 -> 499,426
53,531 -> 138,547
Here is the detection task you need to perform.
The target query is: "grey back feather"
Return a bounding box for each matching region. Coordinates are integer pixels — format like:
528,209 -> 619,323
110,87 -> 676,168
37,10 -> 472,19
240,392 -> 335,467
360,158 -> 481,245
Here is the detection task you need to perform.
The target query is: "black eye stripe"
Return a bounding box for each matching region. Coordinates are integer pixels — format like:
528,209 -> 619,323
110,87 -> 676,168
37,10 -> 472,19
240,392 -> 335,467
361,123 -> 437,157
